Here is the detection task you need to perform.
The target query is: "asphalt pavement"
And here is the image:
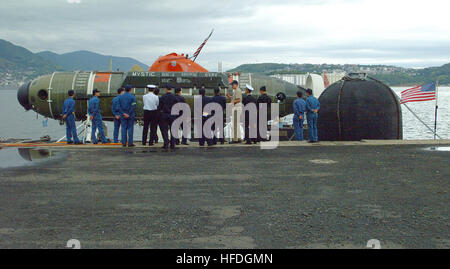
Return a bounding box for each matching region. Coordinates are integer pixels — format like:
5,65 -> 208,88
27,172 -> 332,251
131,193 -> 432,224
0,142 -> 448,248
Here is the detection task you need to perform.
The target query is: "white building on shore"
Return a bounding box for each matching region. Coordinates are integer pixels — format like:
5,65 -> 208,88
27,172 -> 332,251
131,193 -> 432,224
271,72 -> 346,88
270,74 -> 308,86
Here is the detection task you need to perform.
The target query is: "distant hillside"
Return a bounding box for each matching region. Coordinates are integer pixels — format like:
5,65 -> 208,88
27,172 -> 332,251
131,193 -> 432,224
0,39 -> 63,82
228,63 -> 293,74
37,50 -> 149,72
228,63 -> 450,86
418,63 -> 449,84
0,38 -> 149,89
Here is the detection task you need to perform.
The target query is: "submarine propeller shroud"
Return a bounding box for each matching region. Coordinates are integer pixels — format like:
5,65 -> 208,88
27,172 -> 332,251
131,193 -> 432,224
17,81 -> 32,111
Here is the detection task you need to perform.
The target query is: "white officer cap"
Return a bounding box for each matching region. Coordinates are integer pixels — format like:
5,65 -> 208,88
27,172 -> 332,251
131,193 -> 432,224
146,84 -> 157,89
245,84 -> 254,92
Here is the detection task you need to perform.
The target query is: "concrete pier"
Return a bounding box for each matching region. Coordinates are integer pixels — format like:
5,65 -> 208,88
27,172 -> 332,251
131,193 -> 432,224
1,139 -> 450,149
0,140 -> 448,248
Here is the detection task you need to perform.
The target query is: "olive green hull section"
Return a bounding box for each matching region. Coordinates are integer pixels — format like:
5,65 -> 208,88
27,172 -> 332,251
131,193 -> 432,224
25,72 -> 301,121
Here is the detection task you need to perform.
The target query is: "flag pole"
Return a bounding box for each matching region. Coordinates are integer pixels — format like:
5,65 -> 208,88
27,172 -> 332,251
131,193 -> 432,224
402,103 -> 443,139
433,80 -> 439,139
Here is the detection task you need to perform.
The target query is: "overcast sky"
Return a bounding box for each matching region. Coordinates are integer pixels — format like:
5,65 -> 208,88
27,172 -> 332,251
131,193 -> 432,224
0,0 -> 449,71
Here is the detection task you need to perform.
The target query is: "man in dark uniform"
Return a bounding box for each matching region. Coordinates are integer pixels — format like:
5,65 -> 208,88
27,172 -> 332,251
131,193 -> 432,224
174,88 -> 188,145
199,87 -> 213,146
211,88 -> 226,144
159,84 -> 178,149
256,86 -> 272,142
243,85 -> 258,144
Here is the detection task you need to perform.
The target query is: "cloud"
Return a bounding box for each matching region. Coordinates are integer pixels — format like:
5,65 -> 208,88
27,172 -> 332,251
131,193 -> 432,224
67,0 -> 81,3
0,0 -> 448,70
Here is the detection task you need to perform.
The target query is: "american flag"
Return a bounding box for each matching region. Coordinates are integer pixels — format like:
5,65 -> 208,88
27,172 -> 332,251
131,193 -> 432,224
400,82 -> 436,104
191,29 -> 214,61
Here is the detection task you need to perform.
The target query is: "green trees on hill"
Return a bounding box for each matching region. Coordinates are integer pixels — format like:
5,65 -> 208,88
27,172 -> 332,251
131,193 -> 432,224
418,63 -> 450,85
0,39 -> 62,74
0,38 -> 150,88
372,64 -> 450,85
228,63 -> 450,86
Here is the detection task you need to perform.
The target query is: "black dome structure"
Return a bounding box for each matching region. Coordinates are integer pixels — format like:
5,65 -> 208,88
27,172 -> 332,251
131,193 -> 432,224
318,73 -> 403,141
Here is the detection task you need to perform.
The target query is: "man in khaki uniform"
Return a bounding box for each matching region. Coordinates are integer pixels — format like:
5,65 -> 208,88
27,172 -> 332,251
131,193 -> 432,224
226,80 -> 242,143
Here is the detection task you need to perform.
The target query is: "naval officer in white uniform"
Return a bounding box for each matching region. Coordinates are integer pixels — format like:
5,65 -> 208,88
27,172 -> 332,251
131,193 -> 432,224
142,84 -> 160,146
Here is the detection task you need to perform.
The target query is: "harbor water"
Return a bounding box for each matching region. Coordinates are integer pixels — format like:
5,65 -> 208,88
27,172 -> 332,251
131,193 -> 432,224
0,87 -> 448,141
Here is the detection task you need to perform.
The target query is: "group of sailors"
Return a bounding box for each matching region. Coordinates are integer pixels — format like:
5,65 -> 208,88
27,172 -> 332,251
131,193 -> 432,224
293,88 -> 320,143
62,85 -> 137,147
61,80 -> 320,148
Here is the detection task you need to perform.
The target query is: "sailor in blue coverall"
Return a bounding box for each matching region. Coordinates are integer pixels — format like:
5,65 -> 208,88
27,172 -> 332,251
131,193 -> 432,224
305,88 -> 321,143
62,90 -> 81,144
111,87 -> 124,143
118,85 -> 136,147
88,89 -> 108,144
293,91 -> 306,141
